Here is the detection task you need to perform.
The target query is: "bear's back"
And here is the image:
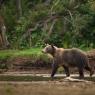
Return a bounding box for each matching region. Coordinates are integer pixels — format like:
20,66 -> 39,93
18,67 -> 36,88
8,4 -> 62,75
61,48 -> 88,66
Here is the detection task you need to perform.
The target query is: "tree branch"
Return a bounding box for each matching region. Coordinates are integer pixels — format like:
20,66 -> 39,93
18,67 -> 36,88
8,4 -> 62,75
19,23 -> 40,42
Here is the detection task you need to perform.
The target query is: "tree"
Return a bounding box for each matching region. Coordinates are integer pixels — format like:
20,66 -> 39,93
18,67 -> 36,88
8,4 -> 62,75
16,0 -> 22,19
0,0 -> 4,7
1,0 -> 95,49
0,0 -> 9,49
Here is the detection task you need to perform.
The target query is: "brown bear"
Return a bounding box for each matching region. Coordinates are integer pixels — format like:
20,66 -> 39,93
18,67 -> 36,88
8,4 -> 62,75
42,44 -> 94,79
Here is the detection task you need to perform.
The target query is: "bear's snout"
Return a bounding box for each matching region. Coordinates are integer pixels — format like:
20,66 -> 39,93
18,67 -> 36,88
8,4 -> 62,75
42,49 -> 46,53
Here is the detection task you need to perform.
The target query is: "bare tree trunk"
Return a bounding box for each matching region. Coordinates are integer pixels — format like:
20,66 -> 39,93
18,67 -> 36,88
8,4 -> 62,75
16,0 -> 22,19
0,25 -> 9,49
1,25 -> 9,48
0,15 -> 9,49
0,31 -> 3,48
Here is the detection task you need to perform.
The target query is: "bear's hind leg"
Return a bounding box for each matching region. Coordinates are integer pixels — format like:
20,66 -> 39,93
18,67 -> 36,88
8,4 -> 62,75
63,65 -> 70,77
78,68 -> 84,79
85,66 -> 94,77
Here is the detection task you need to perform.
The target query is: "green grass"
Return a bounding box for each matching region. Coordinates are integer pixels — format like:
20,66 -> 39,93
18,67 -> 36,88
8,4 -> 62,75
0,75 -> 94,82
0,48 -> 45,60
0,47 -> 93,60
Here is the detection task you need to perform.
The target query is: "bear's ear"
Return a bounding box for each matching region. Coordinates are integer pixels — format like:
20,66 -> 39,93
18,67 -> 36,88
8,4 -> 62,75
51,44 -> 54,49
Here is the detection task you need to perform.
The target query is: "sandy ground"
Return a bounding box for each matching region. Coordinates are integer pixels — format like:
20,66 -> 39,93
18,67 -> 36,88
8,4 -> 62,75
0,81 -> 95,95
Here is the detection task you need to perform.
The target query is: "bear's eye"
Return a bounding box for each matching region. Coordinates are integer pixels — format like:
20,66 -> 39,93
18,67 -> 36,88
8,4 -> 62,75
46,48 -> 49,51
46,48 -> 49,52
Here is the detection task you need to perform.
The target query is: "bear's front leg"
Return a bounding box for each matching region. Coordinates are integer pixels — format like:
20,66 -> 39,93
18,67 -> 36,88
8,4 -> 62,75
51,62 -> 59,79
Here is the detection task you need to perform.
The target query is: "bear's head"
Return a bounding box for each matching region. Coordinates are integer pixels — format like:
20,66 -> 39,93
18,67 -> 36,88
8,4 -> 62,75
42,44 -> 57,56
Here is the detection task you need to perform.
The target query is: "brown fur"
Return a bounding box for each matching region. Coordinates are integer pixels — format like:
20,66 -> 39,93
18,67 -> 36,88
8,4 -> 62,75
42,44 -> 94,78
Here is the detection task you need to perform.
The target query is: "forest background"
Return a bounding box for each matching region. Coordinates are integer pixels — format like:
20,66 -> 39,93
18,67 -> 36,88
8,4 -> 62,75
0,0 -> 95,50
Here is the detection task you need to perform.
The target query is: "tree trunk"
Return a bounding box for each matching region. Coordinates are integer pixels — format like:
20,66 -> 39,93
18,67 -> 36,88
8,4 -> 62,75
1,25 -> 9,48
0,0 -> 4,8
0,15 -> 9,49
16,0 -> 22,19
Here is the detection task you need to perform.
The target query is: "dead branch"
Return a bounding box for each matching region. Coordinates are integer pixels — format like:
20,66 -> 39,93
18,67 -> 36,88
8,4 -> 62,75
19,11 -> 73,44
43,19 -> 57,43
48,19 -> 57,37
19,23 -> 40,43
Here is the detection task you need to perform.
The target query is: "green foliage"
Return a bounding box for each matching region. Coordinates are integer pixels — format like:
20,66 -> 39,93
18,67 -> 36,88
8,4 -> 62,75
1,0 -> 95,49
